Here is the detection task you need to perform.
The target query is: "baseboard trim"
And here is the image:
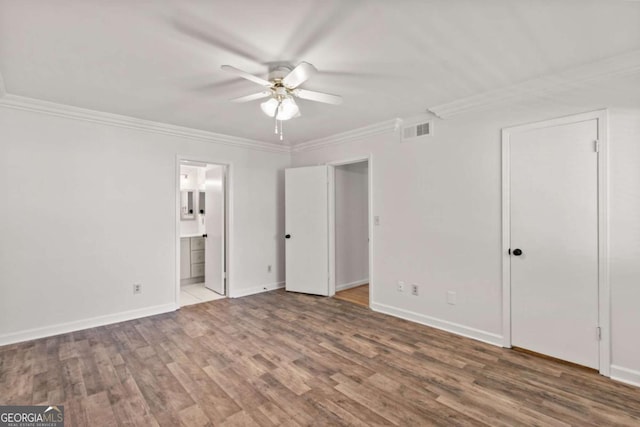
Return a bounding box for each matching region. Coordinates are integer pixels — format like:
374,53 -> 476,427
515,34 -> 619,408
370,301 -> 503,347
336,279 -> 369,292
611,365 -> 640,388
230,281 -> 285,298
0,303 -> 177,347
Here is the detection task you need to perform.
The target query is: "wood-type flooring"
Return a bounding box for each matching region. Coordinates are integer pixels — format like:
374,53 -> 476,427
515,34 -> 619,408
1,289 -> 639,426
334,284 -> 369,307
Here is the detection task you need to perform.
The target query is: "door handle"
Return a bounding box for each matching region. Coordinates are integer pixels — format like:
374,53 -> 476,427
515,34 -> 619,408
202,234 -> 208,238
285,234 -> 291,239
512,248 -> 523,256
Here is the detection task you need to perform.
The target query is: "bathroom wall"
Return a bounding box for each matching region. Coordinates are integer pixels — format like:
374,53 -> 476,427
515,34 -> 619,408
180,165 -> 206,237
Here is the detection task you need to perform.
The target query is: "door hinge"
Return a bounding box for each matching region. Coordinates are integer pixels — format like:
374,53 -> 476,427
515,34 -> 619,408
596,326 -> 602,341
594,140 -> 600,153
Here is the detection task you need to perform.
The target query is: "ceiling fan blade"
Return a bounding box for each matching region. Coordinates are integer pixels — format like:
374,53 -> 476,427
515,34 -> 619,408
281,1 -> 361,59
230,91 -> 272,103
294,89 -> 343,105
221,65 -> 272,87
282,62 -> 318,89
172,15 -> 264,64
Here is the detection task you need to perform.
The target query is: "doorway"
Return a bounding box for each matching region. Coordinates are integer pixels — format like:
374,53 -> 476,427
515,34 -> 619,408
177,159 -> 229,307
332,160 -> 370,307
502,110 -> 610,375
283,157 -> 372,304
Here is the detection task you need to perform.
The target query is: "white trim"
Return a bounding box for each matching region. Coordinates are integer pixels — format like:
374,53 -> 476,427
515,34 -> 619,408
0,303 -> 176,347
611,365 -> 640,388
336,279 -> 369,292
501,109 -> 611,377
597,111 -> 611,377
292,119 -> 401,152
327,156 -> 371,167
327,165 -> 336,297
0,94 -> 290,153
327,155 -> 373,306
371,302 -> 503,347
176,156 -> 233,308
368,155 -> 374,305
230,281 -> 285,298
430,50 -> 640,118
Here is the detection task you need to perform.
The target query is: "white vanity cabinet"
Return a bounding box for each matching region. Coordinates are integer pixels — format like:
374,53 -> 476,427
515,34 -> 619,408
180,236 -> 205,284
180,238 -> 191,280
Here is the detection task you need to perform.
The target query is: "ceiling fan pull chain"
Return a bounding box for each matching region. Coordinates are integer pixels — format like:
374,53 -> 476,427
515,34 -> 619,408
274,115 -> 278,134
276,99 -> 285,140
280,121 -> 284,141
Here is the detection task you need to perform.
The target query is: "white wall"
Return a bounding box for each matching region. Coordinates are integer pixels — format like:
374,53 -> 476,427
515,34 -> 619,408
335,162 -> 369,289
179,165 -> 202,191
0,105 -> 289,344
292,74 -> 640,384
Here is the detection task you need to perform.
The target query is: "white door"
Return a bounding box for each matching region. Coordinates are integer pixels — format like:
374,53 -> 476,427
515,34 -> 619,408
204,165 -> 225,295
510,119 -> 599,369
285,165 -> 330,296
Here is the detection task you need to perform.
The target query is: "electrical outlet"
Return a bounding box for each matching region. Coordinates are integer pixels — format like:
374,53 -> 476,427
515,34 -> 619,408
411,284 -> 419,296
447,291 -> 457,305
267,265 -> 272,273
397,281 -> 405,292
133,283 -> 142,295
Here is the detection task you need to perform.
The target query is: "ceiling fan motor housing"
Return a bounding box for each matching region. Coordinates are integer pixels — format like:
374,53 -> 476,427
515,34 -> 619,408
268,66 -> 293,83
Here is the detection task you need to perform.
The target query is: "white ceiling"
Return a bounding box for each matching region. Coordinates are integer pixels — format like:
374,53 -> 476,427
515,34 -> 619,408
1,0 -> 639,145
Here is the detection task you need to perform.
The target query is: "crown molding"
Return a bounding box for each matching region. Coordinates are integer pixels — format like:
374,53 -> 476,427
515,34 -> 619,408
0,93 -> 291,153
292,118 -> 401,152
429,49 -> 640,119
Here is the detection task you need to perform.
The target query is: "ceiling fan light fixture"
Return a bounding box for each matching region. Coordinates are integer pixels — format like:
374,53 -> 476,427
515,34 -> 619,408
260,98 -> 279,117
275,97 -> 299,121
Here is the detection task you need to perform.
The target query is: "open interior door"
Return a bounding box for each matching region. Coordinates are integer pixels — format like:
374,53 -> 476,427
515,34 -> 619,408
285,165 -> 331,296
204,165 -> 225,295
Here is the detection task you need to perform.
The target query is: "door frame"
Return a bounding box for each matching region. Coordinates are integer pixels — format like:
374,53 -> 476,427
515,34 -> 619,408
501,110 -> 610,376
327,155 -> 373,305
175,155 -> 232,306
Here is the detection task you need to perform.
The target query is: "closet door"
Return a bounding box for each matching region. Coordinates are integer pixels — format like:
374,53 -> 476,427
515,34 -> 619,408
509,119 -> 599,369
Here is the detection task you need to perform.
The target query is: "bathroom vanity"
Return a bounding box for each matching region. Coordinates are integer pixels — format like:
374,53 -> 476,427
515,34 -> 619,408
180,235 -> 205,285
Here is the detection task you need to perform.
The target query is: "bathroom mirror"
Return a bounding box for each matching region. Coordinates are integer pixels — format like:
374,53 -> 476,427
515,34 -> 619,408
198,191 -> 206,215
180,190 -> 195,220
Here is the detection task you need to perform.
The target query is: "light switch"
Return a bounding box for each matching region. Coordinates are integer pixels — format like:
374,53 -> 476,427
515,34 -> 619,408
374,216 -> 380,226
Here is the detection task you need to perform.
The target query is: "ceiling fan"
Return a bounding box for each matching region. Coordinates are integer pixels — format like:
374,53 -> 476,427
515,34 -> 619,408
221,62 -> 343,140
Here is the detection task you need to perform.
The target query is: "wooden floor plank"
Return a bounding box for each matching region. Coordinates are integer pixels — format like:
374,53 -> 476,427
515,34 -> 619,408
1,289 -> 639,426
334,284 -> 369,307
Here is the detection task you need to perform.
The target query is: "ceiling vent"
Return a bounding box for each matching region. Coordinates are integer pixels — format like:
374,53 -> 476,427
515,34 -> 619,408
401,121 -> 432,142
